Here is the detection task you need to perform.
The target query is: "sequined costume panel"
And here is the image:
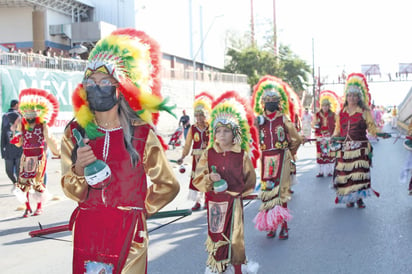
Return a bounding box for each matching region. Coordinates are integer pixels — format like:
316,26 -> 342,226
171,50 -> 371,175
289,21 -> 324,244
313,111 -> 336,164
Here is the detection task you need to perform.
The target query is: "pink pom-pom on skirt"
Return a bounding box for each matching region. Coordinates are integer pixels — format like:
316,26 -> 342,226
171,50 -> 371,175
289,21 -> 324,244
253,205 -> 292,231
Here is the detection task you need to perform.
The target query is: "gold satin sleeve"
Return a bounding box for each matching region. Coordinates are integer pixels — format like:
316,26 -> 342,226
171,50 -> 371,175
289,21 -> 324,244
12,121 -> 23,147
181,126 -> 193,158
333,111 -> 341,137
144,130 -> 180,217
60,126 -> 89,202
284,116 -> 303,155
43,124 -> 60,156
241,152 -> 256,197
311,112 -> 319,129
363,109 -> 378,136
192,150 -> 214,193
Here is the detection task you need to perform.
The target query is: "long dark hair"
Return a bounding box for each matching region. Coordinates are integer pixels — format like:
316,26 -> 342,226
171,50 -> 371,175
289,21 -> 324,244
343,92 -> 369,111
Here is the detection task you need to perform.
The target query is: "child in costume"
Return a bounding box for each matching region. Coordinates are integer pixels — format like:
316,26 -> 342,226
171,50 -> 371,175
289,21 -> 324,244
333,73 -> 386,208
11,88 -> 60,217
60,29 -> 180,274
312,90 -> 340,177
193,91 -> 259,274
252,75 -> 302,239
177,92 -> 213,211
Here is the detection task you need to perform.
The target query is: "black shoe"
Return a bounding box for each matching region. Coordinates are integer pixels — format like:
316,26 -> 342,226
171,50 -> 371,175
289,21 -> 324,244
356,199 -> 366,208
346,202 -> 355,208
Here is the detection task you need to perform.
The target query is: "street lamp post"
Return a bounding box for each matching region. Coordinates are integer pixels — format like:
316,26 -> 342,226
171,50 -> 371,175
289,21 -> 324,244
192,14 -> 224,100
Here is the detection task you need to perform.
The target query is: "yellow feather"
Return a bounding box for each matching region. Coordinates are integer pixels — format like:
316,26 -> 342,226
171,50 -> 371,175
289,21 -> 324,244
76,105 -> 94,128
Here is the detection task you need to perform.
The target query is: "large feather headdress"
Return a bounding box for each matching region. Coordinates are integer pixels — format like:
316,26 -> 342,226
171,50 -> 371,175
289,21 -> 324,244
252,75 -> 294,120
72,28 -> 175,139
344,73 -> 371,107
193,91 -> 214,119
19,88 -> 59,129
210,91 -> 260,168
319,90 -> 342,113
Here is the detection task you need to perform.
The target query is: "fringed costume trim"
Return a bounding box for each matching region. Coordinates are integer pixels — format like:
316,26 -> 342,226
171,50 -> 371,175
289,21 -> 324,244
335,171 -> 370,184
342,149 -> 362,159
334,183 -> 370,196
205,236 -> 231,273
335,188 -> 378,204
258,184 -> 290,211
205,260 -> 260,274
336,160 -> 370,171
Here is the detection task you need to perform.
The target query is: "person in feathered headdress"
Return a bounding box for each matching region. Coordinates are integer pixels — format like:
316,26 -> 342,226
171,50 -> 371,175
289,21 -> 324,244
193,91 -> 259,274
11,88 -> 60,217
312,90 -> 340,177
60,28 -> 179,274
332,72 -> 385,208
177,91 -> 213,211
251,75 -> 303,240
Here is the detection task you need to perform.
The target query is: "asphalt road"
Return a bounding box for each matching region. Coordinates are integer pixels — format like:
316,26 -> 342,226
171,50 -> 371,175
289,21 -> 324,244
1,122 -> 411,274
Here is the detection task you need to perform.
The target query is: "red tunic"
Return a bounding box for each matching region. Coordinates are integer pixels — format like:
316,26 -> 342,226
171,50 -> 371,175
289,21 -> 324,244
70,123 -> 149,274
314,111 -> 336,164
258,115 -> 290,186
22,123 -> 44,158
189,124 -> 209,190
205,148 -> 246,269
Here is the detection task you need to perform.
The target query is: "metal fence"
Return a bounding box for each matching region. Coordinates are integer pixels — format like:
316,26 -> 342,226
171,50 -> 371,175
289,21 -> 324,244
0,52 -> 87,71
0,52 -> 248,84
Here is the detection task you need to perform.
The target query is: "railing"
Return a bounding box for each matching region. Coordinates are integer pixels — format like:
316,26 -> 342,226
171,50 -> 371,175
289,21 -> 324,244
161,67 -> 248,83
0,52 -> 87,72
0,52 -> 248,84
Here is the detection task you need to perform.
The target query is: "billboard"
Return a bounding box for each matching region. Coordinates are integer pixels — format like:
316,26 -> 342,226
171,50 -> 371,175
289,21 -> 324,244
0,67 -> 83,133
398,63 -> 412,74
361,64 -> 381,76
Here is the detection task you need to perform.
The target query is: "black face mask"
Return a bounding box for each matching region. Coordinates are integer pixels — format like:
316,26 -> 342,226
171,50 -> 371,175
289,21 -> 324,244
265,101 -> 279,112
26,118 -> 36,124
86,85 -> 118,112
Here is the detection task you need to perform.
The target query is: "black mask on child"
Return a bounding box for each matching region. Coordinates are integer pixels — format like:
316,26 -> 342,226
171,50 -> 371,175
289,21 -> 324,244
26,118 -> 36,124
265,101 -> 279,112
86,85 -> 118,112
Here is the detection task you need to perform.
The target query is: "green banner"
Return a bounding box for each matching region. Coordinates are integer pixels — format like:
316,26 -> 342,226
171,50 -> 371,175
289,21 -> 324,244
1,67 -> 83,112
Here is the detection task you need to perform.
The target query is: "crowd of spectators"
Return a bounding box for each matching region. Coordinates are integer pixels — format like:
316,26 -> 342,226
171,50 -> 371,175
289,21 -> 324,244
0,45 -> 86,71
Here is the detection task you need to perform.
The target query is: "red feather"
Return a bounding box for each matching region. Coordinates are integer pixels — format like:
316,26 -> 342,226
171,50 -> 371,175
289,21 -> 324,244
72,84 -> 87,112
195,91 -> 214,102
19,88 -> 59,126
112,28 -> 162,98
212,90 -> 260,166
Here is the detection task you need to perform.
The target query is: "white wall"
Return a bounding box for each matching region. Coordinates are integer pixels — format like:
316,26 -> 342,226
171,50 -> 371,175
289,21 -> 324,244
0,7 -> 33,43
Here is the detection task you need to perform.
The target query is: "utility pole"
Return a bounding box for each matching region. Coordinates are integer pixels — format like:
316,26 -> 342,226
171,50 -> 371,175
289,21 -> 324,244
250,0 -> 255,47
312,38 -> 316,113
273,0 -> 277,56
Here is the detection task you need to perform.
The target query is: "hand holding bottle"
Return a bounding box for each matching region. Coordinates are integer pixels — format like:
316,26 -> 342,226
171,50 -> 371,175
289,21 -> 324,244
211,166 -> 228,192
72,128 -> 111,186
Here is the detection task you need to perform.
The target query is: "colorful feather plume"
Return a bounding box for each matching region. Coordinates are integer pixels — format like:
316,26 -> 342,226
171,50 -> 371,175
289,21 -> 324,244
344,73 -> 371,107
252,75 -> 295,120
193,91 -> 214,118
74,28 -> 175,139
210,91 -> 260,167
319,90 -> 342,113
19,88 -> 59,127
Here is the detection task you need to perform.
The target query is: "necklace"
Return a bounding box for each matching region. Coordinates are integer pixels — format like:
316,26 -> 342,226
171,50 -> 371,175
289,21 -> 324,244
98,126 -> 122,162
95,118 -> 120,129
